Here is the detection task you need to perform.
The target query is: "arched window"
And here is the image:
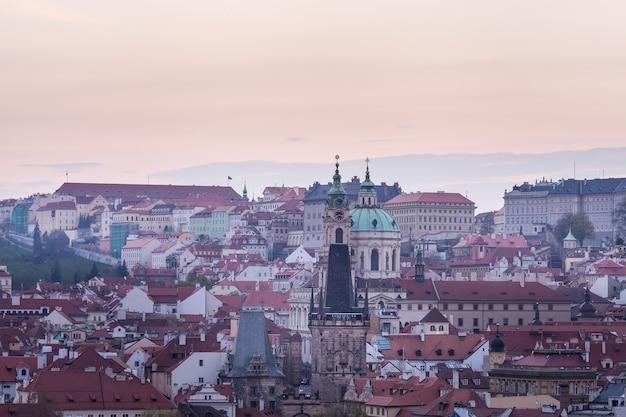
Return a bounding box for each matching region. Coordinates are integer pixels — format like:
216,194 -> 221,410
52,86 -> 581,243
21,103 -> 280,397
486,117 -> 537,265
335,228 -> 343,244
371,249 -> 379,271
438,325 -> 444,331
392,249 -> 397,271
429,325 -> 436,331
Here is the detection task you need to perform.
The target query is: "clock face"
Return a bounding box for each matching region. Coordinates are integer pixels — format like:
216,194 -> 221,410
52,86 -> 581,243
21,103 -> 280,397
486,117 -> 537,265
334,210 -> 344,220
334,197 -> 343,206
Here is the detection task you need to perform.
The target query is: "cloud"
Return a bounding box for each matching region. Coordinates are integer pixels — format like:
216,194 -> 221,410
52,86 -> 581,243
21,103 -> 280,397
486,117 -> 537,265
20,162 -> 102,171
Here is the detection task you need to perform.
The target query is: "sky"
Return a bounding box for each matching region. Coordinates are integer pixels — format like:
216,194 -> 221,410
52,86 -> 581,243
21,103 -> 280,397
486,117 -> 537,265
2,1 -> 626,211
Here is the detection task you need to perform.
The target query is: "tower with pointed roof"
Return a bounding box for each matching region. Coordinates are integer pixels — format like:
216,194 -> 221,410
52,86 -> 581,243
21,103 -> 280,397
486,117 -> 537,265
308,156 -> 370,405
225,310 -> 285,412
242,180 -> 249,202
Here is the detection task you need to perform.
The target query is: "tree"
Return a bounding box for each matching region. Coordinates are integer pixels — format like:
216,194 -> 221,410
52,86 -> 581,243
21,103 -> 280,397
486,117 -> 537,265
50,260 -> 62,282
571,212 -> 595,247
553,213 -> 573,243
89,261 -> 99,278
553,212 -> 595,247
33,223 -> 43,263
614,197 -> 626,240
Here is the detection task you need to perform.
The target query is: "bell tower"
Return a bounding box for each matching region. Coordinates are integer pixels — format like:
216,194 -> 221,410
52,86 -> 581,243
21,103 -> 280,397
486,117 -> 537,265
309,156 -> 369,405
324,155 -> 351,247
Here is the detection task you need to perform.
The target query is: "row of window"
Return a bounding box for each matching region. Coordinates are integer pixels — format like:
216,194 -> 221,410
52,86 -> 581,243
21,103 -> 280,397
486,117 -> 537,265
441,303 -> 554,311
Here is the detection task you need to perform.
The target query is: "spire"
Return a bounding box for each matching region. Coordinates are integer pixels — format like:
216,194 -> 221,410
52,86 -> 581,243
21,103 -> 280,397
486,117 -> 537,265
327,155 -> 348,209
414,246 -> 425,282
358,157 -> 377,207
242,180 -> 248,201
324,244 -> 355,312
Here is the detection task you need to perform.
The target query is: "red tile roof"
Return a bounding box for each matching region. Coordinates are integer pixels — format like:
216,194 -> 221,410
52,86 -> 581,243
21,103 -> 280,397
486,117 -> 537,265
384,192 -> 474,205
55,182 -> 241,201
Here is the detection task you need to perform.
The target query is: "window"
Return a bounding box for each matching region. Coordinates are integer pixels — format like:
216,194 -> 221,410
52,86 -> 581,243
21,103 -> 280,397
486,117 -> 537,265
473,304 -> 479,310
198,377 -> 204,383
518,303 -> 524,310
458,304 -> 464,310
473,318 -> 479,326
503,304 -> 508,310
443,304 -> 448,310
199,359 -> 204,366
458,318 -> 464,327
488,304 -> 494,310
371,249 -> 379,271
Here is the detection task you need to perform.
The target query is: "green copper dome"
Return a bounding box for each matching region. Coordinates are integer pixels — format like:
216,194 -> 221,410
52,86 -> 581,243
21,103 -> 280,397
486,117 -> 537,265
350,207 -> 399,232
350,157 -> 399,233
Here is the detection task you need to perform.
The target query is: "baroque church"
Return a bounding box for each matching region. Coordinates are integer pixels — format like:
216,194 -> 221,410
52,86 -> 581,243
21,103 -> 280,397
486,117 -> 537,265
309,156 -> 401,405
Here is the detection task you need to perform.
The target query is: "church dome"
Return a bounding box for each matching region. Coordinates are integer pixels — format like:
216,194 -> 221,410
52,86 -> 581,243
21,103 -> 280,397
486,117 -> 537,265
350,207 -> 400,232
350,158 -> 400,233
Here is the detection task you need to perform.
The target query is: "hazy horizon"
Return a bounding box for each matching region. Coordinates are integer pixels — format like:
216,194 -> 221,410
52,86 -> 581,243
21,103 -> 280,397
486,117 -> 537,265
4,147 -> 626,214
2,2 -> 625,212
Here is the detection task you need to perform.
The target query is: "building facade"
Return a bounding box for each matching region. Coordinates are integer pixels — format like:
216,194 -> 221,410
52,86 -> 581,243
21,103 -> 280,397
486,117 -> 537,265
503,177 -> 626,242
382,192 -> 476,243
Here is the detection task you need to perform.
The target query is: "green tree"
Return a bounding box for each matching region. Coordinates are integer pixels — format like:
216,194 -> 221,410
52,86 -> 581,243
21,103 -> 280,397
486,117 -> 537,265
571,212 -> 595,247
177,274 -> 211,289
33,223 -> 43,263
89,261 -> 99,278
553,212 -> 595,247
120,259 -> 129,277
50,260 -> 62,282
614,197 -> 626,240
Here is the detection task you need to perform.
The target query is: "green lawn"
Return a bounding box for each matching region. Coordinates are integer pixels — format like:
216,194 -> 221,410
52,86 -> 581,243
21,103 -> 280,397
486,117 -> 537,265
0,237 -> 110,290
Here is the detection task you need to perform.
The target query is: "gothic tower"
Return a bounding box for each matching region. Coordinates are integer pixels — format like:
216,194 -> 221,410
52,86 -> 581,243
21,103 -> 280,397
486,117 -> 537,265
309,156 -> 369,405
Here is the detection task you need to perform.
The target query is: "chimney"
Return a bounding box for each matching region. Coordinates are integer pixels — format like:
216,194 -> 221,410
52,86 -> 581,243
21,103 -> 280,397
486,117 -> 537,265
452,369 -> 460,389
200,332 -> 206,342
179,332 -> 187,346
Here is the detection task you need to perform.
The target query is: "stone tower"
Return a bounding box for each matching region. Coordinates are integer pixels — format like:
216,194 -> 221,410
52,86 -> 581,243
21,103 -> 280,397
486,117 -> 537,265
226,310 -> 285,412
309,156 -> 370,404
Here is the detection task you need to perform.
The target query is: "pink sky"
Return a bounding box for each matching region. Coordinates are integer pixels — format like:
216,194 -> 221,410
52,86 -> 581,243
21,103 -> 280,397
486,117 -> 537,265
1,1 -> 626,204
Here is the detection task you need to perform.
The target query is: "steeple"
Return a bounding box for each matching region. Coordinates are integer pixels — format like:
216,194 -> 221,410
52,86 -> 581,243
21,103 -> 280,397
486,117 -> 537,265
242,180 -> 248,201
324,244 -> 356,313
327,155 -> 348,210
357,157 -> 377,207
414,246 -> 425,282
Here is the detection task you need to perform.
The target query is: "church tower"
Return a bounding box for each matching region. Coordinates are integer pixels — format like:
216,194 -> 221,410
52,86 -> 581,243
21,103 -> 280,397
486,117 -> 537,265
309,156 -> 369,405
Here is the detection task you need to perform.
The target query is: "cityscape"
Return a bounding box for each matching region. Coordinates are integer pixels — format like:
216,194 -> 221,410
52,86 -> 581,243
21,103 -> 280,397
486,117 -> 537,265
1,156 -> 626,417
3,2 -> 626,417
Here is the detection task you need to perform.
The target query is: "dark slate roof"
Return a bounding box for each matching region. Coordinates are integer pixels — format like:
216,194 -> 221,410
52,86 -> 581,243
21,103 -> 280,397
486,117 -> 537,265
511,178 -> 626,196
302,178 -> 401,204
227,310 -> 284,378
323,244 -> 357,313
